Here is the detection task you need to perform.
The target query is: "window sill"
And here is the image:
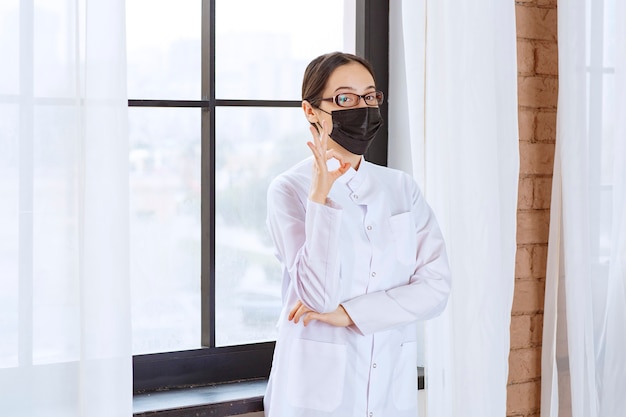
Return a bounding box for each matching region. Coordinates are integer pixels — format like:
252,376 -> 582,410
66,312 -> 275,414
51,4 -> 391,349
133,368 -> 424,417
133,379 -> 266,417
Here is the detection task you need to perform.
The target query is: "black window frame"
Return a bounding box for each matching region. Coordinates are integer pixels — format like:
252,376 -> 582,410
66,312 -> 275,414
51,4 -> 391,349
132,0 -> 389,393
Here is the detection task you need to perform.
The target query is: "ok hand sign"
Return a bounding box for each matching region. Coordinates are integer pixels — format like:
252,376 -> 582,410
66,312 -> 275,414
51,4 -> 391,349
307,120 -> 351,204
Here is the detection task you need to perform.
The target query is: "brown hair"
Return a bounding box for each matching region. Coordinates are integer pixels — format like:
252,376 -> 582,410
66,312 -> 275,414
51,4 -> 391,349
301,52 -> 376,105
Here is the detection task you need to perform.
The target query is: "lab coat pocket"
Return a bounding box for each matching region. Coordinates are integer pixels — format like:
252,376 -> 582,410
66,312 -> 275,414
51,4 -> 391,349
389,212 -> 417,265
392,341 -> 418,410
287,339 -> 347,412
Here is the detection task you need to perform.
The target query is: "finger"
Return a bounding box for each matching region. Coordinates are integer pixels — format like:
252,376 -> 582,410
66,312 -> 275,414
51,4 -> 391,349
307,127 -> 321,156
324,149 -> 343,162
310,123 -> 323,151
308,137 -> 331,176
324,148 -> 348,163
308,125 -> 320,146
307,122 -> 325,164
323,149 -> 349,171
306,141 -> 319,160
308,143 -> 328,176
308,125 -> 324,152
333,161 -> 351,177
288,301 -> 302,321
339,161 -> 351,174
319,119 -> 328,150
292,303 -> 311,324
325,161 -> 351,181
303,311 -> 320,327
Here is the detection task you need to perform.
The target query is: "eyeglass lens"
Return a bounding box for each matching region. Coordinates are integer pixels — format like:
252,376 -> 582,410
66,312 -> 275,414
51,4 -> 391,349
335,91 -> 383,107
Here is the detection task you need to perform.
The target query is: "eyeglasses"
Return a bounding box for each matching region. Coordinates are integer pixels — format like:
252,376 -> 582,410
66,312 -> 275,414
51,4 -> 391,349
316,91 -> 384,108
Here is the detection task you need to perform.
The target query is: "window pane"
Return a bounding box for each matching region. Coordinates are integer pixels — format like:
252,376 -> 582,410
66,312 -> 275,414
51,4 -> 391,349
33,0 -> 77,98
0,2 -> 19,95
129,107 -> 201,354
603,0 -> 616,67
32,105 -> 81,364
601,74 -> 614,185
126,0 -> 200,100
0,104 -> 19,368
215,0 -> 355,100
215,106 -> 310,346
598,74 -> 614,262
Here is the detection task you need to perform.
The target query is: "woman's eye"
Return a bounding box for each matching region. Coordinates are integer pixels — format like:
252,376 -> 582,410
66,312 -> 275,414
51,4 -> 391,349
364,93 -> 376,103
337,95 -> 352,104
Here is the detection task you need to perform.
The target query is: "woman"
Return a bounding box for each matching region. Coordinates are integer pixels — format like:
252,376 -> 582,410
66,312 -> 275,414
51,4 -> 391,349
264,52 -> 451,417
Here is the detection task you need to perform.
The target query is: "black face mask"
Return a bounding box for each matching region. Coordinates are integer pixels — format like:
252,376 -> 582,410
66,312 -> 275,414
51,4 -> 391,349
318,107 -> 384,155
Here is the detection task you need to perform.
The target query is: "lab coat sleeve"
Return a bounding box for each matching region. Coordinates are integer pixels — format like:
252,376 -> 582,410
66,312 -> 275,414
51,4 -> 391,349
266,175 -> 344,313
342,181 -> 451,335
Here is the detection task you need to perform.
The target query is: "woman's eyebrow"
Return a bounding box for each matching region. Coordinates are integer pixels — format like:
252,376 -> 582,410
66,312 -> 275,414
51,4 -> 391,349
333,85 -> 377,92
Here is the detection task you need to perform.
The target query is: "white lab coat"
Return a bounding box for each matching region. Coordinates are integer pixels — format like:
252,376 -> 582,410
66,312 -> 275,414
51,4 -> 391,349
264,156 -> 451,417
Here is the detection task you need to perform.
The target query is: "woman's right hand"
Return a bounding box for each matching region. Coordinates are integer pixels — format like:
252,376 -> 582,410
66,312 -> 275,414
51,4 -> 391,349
307,120 -> 351,204
288,300 -> 354,328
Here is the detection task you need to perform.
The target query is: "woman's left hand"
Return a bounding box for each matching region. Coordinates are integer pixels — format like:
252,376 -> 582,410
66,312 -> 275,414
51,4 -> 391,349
288,300 -> 354,327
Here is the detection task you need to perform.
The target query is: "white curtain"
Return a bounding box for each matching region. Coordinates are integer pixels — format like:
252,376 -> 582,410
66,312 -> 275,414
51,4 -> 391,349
541,0 -> 626,415
0,1 -> 131,416
389,1 -> 519,416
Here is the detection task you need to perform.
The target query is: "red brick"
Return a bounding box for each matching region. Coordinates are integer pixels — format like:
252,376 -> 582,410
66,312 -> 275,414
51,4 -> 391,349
519,142 -> 555,175
518,76 -> 558,108
516,6 -> 558,41
511,3 -> 556,415
512,279 -> 546,313
533,176 -> 553,209
508,347 -> 542,383
510,315 -> 533,348
536,110 -> 557,142
518,109 -> 536,142
535,41 -> 558,75
532,244 -> 549,278
507,380 -> 541,415
517,39 -> 535,75
537,0 -> 558,6
531,314 -> 544,346
517,210 -> 551,244
515,245 -> 533,279
518,177 -> 534,210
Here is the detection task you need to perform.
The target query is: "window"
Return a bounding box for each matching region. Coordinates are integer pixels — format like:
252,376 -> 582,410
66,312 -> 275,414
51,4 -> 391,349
585,0 -> 615,279
129,0 -> 389,391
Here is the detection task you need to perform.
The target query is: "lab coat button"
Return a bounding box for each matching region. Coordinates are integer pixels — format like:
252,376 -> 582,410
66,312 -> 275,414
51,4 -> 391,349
369,412 -> 373,417
371,272 -> 376,277
366,225 -> 372,231
353,194 -> 358,200
372,363 -> 377,368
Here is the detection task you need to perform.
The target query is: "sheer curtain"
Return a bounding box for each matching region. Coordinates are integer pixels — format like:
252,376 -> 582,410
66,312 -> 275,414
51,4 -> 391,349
0,1 -> 131,416
541,0 -> 626,416
389,1 -> 519,416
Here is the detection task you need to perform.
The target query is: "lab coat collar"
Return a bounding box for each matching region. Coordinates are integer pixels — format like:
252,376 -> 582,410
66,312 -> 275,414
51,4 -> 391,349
331,156 -> 375,204
329,155 -> 367,187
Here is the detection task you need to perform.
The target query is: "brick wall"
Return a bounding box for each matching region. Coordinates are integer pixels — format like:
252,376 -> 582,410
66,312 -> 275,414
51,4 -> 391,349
508,1 -> 558,416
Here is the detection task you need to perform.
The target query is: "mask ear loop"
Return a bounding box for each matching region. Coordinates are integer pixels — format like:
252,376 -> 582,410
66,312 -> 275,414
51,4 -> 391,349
312,113 -> 330,136
304,98 -> 333,135
308,103 -> 327,135
315,108 -> 334,138
309,116 -> 321,134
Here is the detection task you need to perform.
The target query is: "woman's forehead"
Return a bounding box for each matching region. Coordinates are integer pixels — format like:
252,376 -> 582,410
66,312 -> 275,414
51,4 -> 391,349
324,62 -> 376,92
